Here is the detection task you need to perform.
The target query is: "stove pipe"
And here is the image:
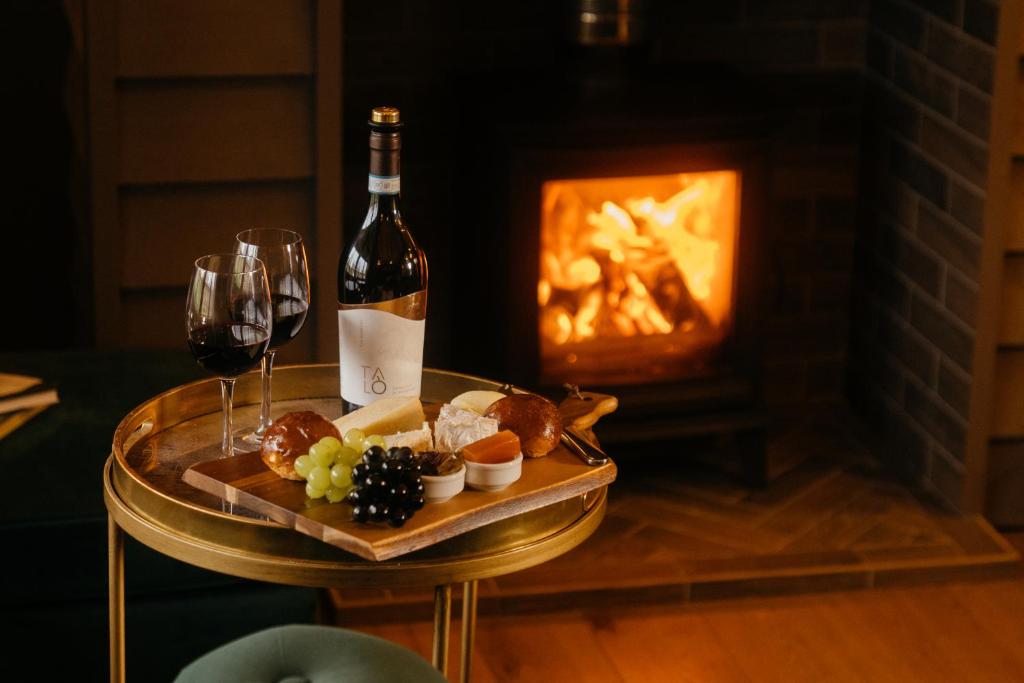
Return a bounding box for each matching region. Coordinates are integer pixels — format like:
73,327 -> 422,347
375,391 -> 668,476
570,0 -> 648,47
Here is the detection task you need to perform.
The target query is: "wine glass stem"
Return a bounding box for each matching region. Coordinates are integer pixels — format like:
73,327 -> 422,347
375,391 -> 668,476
257,349 -> 277,437
220,378 -> 236,458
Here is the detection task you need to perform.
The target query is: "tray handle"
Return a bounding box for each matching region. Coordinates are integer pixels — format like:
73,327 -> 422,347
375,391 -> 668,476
558,384 -> 618,443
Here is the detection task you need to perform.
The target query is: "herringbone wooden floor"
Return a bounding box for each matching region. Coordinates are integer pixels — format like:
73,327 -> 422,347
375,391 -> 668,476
328,411 -> 1018,621
361,549 -> 1024,682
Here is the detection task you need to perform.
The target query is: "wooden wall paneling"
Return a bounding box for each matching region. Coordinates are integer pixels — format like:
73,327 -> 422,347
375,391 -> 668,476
986,441 -> 1024,526
85,0 -> 121,347
1021,7 -> 1024,54
116,0 -> 313,78
998,255 -> 1024,343
1014,73 -> 1024,156
1006,163 -> 1024,251
119,286 -> 318,361
84,1 -> 324,353
969,0 -> 1023,511
120,289 -> 185,349
120,182 -> 313,289
314,0 -> 343,362
273,320 -> 316,364
992,350 -> 1024,437
118,80 -> 314,185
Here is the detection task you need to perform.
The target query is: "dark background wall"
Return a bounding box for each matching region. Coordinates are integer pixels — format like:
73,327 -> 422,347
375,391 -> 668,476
342,0 -> 867,413
2,0 -> 91,350
6,0 -> 871,397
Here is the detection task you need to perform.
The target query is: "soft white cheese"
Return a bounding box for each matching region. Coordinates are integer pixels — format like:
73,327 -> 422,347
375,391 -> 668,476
434,404 -> 498,453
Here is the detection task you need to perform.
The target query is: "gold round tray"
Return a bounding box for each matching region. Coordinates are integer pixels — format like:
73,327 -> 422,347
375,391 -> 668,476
106,364 -> 607,588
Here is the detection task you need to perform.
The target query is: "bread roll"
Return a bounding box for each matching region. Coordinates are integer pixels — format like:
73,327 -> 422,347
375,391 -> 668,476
260,411 -> 341,480
483,395 -> 562,457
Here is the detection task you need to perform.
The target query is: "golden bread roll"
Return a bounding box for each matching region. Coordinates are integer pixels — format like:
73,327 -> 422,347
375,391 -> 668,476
260,411 -> 341,480
483,395 -> 562,457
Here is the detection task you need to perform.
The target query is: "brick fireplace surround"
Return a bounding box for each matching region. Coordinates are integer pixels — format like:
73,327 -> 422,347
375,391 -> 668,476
851,0 -> 1002,512
343,0 -> 1014,515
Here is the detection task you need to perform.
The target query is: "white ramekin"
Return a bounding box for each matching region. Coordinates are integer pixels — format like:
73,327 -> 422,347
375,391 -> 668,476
464,454 -> 523,492
421,465 -> 466,503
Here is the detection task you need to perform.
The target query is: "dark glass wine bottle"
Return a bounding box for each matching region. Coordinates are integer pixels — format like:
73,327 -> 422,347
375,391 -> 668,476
337,107 -> 428,413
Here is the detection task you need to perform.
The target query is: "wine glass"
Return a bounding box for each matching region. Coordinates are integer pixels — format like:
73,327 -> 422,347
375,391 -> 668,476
234,229 -> 310,445
186,254 -> 272,459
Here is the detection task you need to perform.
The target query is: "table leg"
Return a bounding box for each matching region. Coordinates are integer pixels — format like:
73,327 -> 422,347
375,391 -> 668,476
432,584 -> 452,675
108,515 -> 125,683
460,580 -> 479,683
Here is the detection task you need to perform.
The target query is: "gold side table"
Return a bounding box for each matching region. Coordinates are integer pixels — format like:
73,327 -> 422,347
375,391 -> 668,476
104,365 -> 608,683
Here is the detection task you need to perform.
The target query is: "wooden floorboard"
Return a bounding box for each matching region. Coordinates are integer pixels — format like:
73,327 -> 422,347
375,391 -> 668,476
328,411 -> 1020,620
355,560 -> 1024,682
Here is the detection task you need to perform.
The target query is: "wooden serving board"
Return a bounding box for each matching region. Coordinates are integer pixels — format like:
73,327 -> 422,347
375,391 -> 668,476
184,444 -> 616,561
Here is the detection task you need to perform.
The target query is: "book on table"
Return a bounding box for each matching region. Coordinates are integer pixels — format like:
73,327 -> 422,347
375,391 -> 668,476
0,406 -> 50,440
0,373 -> 59,416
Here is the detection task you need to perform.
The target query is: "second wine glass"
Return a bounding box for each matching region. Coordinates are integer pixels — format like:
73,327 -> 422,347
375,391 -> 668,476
186,254 -> 272,459
235,229 -> 311,445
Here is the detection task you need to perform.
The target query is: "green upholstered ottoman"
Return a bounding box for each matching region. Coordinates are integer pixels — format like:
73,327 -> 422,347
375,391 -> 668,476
173,624 -> 447,683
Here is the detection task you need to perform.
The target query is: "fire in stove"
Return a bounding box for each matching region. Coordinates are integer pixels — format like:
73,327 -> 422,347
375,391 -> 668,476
538,170 -> 740,385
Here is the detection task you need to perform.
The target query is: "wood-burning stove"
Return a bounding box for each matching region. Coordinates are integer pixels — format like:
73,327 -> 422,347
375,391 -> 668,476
452,42 -> 773,481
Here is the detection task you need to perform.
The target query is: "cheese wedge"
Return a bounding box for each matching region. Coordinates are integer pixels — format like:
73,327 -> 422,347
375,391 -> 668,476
333,396 -> 425,438
384,422 -> 434,452
450,390 -> 508,415
462,430 -> 521,464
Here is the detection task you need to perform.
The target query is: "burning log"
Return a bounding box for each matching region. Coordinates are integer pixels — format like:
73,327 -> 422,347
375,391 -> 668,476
538,170 -> 739,385
539,173 -> 728,347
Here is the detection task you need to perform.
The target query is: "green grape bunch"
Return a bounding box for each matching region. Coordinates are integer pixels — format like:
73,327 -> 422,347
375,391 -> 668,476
293,430 -> 384,503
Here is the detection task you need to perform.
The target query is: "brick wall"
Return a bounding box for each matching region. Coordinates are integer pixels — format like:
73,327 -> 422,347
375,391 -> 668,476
761,138 -> 862,413
343,2 -> 866,408
849,0 -> 999,507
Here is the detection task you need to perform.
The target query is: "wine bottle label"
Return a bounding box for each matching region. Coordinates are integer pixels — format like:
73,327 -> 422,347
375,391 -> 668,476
368,174 -> 401,195
338,290 -> 426,406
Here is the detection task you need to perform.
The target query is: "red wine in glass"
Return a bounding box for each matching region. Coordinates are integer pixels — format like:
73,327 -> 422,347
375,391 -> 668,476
186,254 -> 272,460
188,322 -> 271,376
234,229 -> 311,445
268,293 -> 309,350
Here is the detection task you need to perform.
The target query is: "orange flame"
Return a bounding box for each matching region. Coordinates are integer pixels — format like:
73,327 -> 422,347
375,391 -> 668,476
539,171 -> 738,359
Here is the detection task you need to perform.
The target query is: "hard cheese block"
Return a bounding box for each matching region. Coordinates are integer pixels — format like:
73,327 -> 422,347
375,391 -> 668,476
332,396 -> 425,437
383,422 -> 434,452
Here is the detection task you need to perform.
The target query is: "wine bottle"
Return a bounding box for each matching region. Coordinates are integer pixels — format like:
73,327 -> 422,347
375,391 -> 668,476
338,107 -> 428,412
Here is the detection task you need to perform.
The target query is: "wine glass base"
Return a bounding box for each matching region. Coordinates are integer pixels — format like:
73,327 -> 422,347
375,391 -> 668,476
235,428 -> 265,449
228,426 -> 265,455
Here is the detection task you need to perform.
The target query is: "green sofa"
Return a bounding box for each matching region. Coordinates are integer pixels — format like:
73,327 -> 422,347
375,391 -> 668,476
0,351 -> 316,681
